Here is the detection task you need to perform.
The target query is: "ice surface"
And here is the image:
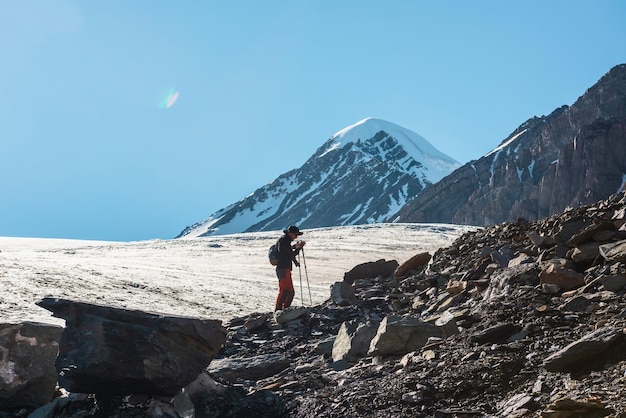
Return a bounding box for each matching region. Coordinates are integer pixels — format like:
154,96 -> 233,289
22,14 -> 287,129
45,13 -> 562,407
0,223 -> 476,326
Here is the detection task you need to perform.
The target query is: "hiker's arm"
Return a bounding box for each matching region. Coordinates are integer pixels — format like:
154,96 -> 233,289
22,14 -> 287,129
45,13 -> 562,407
291,240 -> 305,255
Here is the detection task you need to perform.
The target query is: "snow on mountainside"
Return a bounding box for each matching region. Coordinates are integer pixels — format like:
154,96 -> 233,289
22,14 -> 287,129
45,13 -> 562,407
331,118 -> 458,183
177,118 -> 460,238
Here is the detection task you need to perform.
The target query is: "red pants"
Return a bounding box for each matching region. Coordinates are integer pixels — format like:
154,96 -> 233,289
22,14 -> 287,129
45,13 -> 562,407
275,268 -> 295,311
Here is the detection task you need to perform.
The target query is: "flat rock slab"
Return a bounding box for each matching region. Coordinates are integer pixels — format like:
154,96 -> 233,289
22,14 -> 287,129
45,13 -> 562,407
37,297 -> 227,396
208,353 -> 290,382
543,326 -> 624,373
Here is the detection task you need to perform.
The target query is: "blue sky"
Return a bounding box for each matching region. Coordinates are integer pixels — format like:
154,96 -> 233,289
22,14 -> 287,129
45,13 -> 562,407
1,1 -> 625,241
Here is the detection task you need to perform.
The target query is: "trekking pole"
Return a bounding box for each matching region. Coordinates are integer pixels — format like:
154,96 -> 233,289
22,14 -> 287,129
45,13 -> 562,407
297,253 -> 304,306
301,248 -> 312,305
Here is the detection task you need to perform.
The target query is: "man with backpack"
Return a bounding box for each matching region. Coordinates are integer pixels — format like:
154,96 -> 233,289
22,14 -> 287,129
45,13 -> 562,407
274,225 -> 306,311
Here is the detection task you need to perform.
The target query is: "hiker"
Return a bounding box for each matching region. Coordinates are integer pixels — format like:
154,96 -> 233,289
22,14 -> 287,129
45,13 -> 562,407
274,225 -> 306,311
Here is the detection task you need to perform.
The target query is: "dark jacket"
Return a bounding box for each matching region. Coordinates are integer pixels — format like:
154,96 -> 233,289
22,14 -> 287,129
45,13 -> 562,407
275,233 -> 300,270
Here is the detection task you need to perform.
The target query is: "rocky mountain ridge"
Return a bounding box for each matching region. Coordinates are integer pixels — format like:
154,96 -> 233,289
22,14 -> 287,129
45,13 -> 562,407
394,63 -> 626,226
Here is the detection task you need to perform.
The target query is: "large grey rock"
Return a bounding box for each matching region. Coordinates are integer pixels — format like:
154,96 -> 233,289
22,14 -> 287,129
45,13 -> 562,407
568,241 -> 603,264
599,273 -> 626,291
0,322 -> 63,409
527,231 -> 555,247
491,246 -> 515,268
368,315 -> 458,357
36,297 -> 226,397
332,319 -> 379,362
330,281 -> 358,306
566,220 -> 616,246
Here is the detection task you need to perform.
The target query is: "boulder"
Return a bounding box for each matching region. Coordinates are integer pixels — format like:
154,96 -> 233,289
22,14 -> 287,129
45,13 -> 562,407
470,323 -> 521,345
330,282 -> 358,306
243,314 -> 269,332
368,315 -> 458,357
599,239 -> 626,262
491,246 -> 515,268
567,241 -> 603,264
527,231 -> 555,247
566,220 -> 616,246
543,326 -> 624,373
543,397 -> 610,416
538,264 -> 586,291
274,306 -> 307,324
559,295 -> 592,312
332,320 -> 380,362
395,252 -> 431,277
207,353 -> 290,382
599,273 -> 626,291
343,259 -> 399,285
0,322 -> 63,409
314,337 -> 335,356
36,297 -> 226,397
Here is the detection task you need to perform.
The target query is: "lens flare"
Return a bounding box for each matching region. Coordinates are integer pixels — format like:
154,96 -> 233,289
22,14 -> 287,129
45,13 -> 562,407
159,89 -> 179,109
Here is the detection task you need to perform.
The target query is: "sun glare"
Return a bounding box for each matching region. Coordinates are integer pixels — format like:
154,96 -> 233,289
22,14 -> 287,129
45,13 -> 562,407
159,89 -> 179,109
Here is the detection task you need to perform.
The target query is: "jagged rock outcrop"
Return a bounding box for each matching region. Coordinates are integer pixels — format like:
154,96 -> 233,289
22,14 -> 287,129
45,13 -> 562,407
394,63 -> 626,227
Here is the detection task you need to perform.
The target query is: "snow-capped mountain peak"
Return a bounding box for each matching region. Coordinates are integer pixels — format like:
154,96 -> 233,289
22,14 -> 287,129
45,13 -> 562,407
177,118 -> 461,238
324,117 -> 459,183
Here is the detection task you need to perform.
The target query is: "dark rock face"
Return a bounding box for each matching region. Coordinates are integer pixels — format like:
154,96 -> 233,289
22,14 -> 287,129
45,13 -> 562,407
36,298 -> 226,397
395,63 -> 626,226
0,322 -> 62,410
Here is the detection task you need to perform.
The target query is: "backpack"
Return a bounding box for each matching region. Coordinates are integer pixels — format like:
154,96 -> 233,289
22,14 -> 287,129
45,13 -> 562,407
268,244 -> 279,266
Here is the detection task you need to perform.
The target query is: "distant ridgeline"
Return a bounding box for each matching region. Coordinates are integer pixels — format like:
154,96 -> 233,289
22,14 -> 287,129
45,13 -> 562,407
395,64 -> 626,227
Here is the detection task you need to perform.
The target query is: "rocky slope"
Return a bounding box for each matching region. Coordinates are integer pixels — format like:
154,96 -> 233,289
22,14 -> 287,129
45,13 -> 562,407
394,63 -> 626,227
205,191 -> 626,417
23,192 -> 626,417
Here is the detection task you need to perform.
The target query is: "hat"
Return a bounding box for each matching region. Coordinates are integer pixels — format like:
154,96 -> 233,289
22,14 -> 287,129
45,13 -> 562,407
284,225 -> 303,235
